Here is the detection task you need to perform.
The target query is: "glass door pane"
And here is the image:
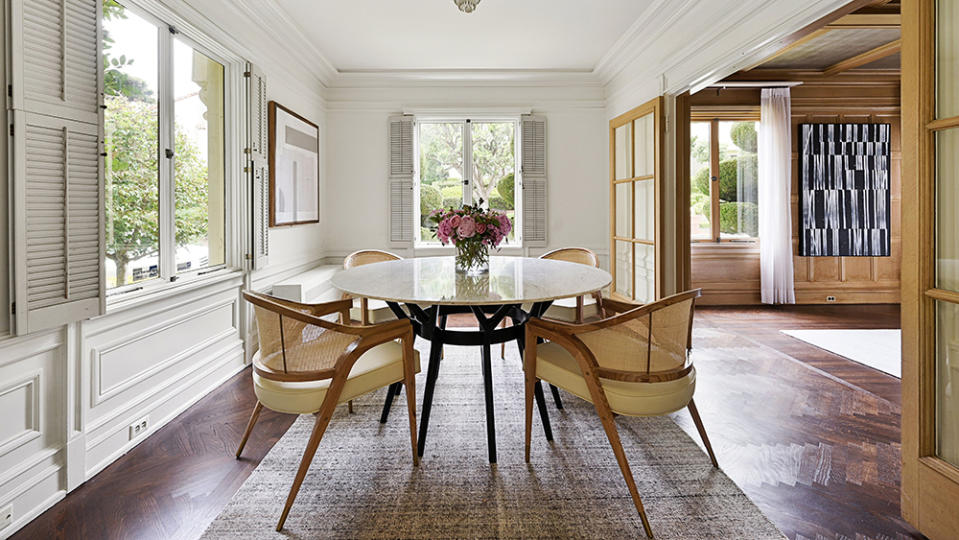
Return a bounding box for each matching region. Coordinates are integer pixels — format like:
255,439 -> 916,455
938,129 -> 959,291
615,183 -> 632,238
173,39 -> 225,273
634,180 -> 654,242
937,300 -> 959,466
718,121 -> 760,239
634,113 -> 654,177
471,122 -> 516,241
938,0 -> 959,118
614,241 -> 633,299
634,243 -> 655,303
418,122 -> 464,243
103,3 -> 161,288
690,121 -> 712,240
614,124 -> 632,180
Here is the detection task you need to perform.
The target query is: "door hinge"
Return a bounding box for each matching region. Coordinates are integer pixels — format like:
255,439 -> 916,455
244,253 -> 253,261
243,71 -> 251,78
10,302 -> 15,315
7,84 -> 11,98
8,124 -> 13,137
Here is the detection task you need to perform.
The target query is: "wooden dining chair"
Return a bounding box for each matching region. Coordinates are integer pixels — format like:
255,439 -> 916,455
539,247 -> 607,323
235,291 -> 420,531
500,247 -> 606,358
342,249 -> 403,325
522,289 -> 715,539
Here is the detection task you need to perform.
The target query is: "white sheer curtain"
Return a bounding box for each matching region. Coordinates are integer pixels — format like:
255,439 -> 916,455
759,88 -> 796,304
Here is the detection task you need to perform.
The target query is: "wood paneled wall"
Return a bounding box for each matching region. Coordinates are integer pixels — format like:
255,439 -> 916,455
689,71 -> 901,305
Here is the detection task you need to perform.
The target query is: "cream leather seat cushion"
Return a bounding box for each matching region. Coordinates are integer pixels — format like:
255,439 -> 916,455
253,341 -> 420,415
535,342 -> 695,417
543,296 -> 602,322
349,299 -> 399,324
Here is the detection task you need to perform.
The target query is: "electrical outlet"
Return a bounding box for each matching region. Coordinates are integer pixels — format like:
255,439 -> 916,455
826,295 -> 837,302
0,504 -> 13,530
128,416 -> 150,440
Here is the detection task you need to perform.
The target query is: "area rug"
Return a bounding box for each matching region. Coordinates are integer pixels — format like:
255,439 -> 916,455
202,340 -> 784,539
781,329 -> 901,378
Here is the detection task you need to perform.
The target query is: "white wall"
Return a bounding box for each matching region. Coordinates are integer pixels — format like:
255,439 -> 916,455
323,82 -> 609,266
0,1 -> 328,537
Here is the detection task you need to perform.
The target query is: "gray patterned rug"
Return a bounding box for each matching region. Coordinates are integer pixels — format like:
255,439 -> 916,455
202,338 -> 784,539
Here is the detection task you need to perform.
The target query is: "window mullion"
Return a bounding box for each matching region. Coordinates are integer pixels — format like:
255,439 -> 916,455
463,120 -> 472,206
158,27 -> 176,279
709,119 -> 720,242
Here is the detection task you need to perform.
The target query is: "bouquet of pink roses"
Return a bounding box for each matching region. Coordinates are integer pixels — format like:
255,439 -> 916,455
429,202 -> 512,274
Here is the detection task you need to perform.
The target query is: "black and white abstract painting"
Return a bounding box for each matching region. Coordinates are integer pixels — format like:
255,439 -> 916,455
798,123 -> 891,257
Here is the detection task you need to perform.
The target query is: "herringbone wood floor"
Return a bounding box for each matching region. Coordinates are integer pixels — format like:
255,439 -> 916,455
12,305 -> 923,540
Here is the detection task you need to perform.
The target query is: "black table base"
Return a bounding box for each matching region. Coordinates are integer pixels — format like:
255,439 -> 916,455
380,301 -> 555,463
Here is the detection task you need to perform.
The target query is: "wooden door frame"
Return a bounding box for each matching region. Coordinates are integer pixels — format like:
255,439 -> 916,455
609,96 -> 664,302
901,0 -> 959,537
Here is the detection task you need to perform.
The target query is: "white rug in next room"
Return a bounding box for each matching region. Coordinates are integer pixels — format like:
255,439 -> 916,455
780,329 -> 902,378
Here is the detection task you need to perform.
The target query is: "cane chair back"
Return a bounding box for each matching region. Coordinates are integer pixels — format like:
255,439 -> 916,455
540,246 -> 600,268
344,249 -> 402,269
576,294 -> 695,381
342,250 -> 403,324
538,247 -> 604,324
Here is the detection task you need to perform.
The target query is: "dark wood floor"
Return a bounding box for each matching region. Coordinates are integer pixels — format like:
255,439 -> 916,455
13,304 -> 922,540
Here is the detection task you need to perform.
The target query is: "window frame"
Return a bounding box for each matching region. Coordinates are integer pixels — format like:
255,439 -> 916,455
412,115 -> 522,248
690,111 -> 761,244
103,0 -> 245,303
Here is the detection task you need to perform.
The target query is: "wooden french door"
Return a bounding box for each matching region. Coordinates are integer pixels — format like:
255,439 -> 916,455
901,1 -> 959,537
609,97 -> 663,303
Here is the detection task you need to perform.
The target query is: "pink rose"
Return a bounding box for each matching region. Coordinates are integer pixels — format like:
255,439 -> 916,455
437,220 -> 453,244
497,214 -> 512,234
476,222 -> 487,234
457,216 -> 476,238
449,215 -> 462,228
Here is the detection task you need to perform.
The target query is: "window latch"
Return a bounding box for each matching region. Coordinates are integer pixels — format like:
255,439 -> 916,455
165,149 -> 175,159
711,176 -> 718,182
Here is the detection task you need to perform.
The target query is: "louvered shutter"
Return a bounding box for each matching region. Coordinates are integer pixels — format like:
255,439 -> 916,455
246,64 -> 269,269
9,0 -> 105,335
389,115 -> 414,245
520,115 -> 547,247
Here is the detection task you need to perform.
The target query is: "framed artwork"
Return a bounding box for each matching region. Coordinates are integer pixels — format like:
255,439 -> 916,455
798,123 -> 891,257
269,101 -> 319,226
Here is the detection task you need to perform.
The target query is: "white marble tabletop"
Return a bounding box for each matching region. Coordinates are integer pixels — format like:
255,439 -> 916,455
331,256 -> 611,306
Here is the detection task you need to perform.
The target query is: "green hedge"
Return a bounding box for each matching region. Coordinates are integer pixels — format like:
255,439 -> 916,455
442,197 -> 462,210
719,201 -> 758,237
420,185 -> 443,217
497,174 -> 515,209
692,154 -> 758,202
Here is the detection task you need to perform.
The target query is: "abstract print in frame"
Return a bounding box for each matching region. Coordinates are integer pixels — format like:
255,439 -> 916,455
798,123 -> 891,257
269,101 -> 320,226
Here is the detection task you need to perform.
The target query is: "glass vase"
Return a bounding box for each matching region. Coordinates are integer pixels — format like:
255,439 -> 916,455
454,241 -> 490,276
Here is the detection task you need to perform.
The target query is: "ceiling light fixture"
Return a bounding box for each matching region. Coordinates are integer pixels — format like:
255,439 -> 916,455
454,0 -> 481,14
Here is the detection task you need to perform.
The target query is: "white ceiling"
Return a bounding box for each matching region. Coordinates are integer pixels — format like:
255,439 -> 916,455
273,0 -> 653,72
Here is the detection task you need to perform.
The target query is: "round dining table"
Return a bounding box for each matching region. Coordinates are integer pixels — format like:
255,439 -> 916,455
331,256 -> 612,463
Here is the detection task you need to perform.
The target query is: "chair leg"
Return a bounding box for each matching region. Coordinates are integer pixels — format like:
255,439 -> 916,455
524,339 -> 538,463
594,404 -> 654,538
380,382 -> 400,424
687,399 -> 719,468
235,401 -> 263,459
348,400 -> 354,414
549,383 -> 564,410
481,342 -> 497,463
276,406 -> 337,531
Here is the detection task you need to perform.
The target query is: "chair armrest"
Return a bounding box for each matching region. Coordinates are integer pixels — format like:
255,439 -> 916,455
266,295 -> 354,318
526,317 -> 601,372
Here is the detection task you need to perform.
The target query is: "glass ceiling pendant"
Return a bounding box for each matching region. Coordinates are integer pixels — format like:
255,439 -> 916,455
454,0 -> 481,14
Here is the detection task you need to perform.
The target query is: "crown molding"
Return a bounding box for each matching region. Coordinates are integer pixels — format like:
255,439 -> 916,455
329,69 -> 602,88
229,0 -> 337,87
593,0 -> 698,84
604,0 -> 852,114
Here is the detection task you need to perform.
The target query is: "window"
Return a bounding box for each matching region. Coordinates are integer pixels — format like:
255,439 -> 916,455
690,119 -> 760,242
415,119 -> 519,245
102,0 -> 226,291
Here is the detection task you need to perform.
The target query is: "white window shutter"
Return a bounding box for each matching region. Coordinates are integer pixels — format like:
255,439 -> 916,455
246,63 -> 269,269
8,0 -> 105,335
521,114 -> 547,247
9,0 -> 101,126
389,115 -> 414,245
